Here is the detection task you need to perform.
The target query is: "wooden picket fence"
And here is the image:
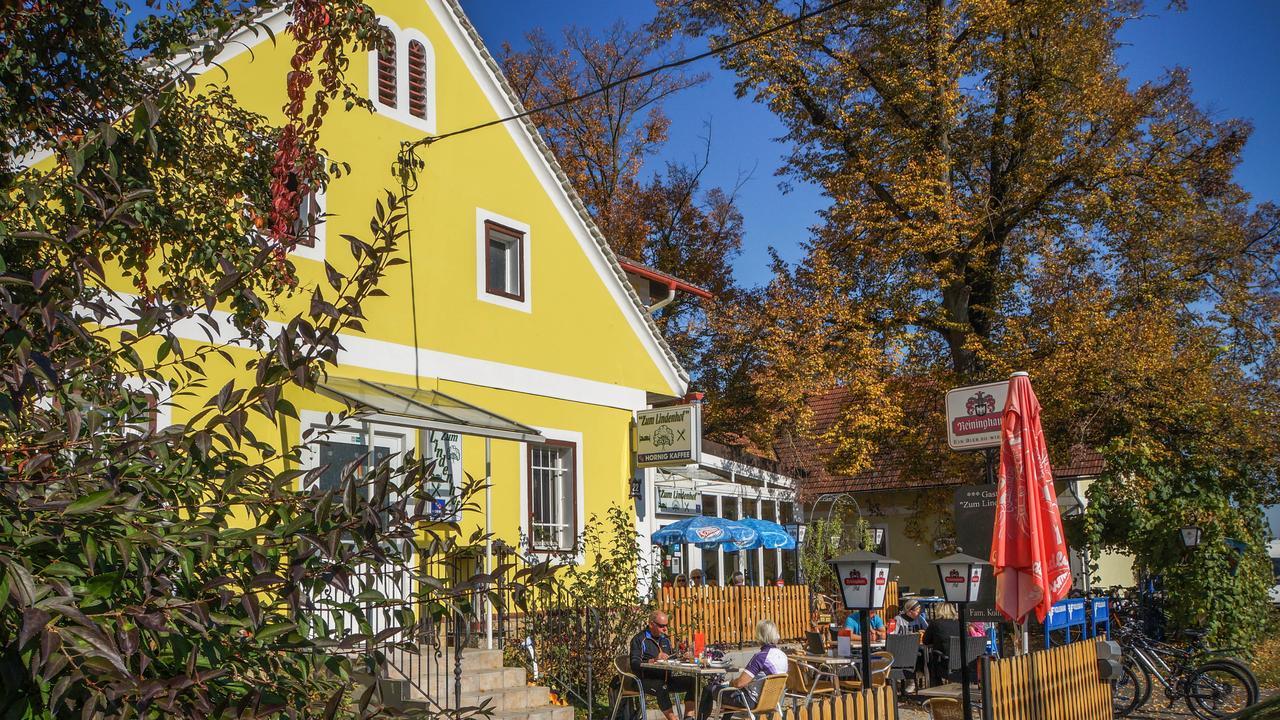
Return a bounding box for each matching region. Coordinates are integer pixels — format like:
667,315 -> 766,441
658,583 -> 900,646
982,640 -> 1113,720
780,685 -> 897,720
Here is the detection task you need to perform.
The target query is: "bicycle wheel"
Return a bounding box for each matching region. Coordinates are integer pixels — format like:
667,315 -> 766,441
1113,662 -> 1144,717
1124,655 -> 1153,709
1185,661 -> 1259,719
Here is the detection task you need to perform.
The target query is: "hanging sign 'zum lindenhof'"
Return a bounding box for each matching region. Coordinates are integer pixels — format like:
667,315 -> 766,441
635,403 -> 702,468
945,380 -> 1011,451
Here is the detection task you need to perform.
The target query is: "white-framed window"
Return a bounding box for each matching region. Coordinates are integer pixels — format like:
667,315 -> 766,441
121,376 -> 173,434
520,427 -> 583,555
368,17 -> 437,133
527,440 -> 576,552
475,208 -> 532,312
288,168 -> 326,263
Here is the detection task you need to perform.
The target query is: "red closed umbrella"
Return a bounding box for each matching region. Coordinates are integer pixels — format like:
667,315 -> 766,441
990,372 -> 1072,624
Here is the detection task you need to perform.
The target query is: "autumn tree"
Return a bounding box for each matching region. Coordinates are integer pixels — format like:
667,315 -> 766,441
0,1 -> 491,715
658,0 -> 1280,643
501,23 -> 745,373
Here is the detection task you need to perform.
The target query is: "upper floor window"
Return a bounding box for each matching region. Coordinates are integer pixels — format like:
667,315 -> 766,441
369,19 -> 436,133
475,208 -> 532,312
485,221 -> 524,300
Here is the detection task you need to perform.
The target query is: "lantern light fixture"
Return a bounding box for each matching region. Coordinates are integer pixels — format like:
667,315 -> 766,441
1179,525 -> 1202,549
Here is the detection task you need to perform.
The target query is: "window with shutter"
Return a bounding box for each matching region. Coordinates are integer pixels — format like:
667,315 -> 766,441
407,40 -> 428,120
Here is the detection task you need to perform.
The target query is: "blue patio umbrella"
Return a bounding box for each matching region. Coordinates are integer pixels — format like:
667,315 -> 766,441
726,517 -> 797,551
652,516 -> 757,549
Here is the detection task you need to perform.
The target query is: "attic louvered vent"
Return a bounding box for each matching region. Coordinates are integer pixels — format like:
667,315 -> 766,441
408,40 -> 428,119
377,41 -> 396,108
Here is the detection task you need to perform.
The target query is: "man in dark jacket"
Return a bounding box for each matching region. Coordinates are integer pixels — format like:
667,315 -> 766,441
629,611 -> 694,720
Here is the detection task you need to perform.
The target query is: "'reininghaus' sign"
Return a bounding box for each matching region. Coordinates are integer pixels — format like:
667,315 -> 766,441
945,381 -> 1010,450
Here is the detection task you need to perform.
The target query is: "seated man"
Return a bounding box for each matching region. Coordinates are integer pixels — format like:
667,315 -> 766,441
843,610 -> 886,643
892,599 -> 929,634
629,611 -> 695,720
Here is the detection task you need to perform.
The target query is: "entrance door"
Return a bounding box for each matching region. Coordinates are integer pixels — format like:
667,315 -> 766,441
303,421 -> 414,640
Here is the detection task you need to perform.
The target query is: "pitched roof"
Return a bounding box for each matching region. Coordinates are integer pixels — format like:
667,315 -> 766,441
195,2 -> 692,397
437,0 -> 690,392
775,386 -> 1106,501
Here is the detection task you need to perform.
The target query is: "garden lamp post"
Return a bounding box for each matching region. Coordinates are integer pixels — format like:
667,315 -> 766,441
829,550 -> 898,685
933,553 -> 987,720
1179,525 -> 1202,549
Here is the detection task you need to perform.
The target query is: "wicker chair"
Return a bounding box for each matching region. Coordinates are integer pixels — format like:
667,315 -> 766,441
923,697 -> 964,720
609,653 -> 646,720
716,673 -> 789,720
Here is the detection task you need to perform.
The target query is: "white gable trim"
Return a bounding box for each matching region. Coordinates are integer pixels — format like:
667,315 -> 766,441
425,0 -> 688,397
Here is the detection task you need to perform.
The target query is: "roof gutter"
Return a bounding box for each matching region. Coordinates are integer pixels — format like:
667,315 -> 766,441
616,259 -> 714,305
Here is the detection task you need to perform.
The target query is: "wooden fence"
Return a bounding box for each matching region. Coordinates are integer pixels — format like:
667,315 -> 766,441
659,583 -> 900,645
982,640 -> 1113,720
780,686 -> 897,720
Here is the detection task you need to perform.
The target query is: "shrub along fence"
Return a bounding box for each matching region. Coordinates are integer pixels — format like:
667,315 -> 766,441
660,583 -> 901,646
981,639 -> 1113,720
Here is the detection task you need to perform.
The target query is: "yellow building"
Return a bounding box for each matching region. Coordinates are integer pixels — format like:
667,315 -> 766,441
124,0 -> 690,571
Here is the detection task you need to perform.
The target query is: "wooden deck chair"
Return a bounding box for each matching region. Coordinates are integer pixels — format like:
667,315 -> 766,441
923,697 -> 963,720
609,653 -> 645,720
717,673 -> 788,720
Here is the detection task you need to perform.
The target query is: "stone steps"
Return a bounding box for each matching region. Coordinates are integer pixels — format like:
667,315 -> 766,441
383,645 -> 570,720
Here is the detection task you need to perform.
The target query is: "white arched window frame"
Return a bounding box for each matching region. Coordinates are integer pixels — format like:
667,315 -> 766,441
368,18 -> 437,134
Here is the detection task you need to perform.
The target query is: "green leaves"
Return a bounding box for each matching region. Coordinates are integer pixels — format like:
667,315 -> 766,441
64,490 -> 114,515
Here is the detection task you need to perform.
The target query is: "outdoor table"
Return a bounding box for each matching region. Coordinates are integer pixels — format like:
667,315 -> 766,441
916,682 -> 964,700
641,660 -> 735,713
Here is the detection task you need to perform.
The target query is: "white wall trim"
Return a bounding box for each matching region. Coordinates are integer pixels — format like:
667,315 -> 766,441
700,453 -> 797,490
94,292 -> 648,411
474,207 -> 532,313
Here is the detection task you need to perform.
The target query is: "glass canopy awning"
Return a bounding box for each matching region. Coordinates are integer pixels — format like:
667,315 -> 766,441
316,377 -> 544,443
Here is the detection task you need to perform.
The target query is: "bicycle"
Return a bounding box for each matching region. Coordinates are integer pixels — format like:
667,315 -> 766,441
1112,622 -> 1258,719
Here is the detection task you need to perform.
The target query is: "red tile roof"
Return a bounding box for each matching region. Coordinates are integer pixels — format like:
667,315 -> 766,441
775,386 -> 1106,501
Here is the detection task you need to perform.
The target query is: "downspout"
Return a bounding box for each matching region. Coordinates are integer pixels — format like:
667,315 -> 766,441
648,281 -> 677,312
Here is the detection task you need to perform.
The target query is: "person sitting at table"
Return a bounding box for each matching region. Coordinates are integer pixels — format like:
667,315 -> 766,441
891,599 -> 929,634
673,574 -> 689,588
630,611 -> 696,720
697,620 -> 788,720
923,602 -> 962,684
843,609 -> 886,643
730,571 -> 746,586
689,569 -> 706,586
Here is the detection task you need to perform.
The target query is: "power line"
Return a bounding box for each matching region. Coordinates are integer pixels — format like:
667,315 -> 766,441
411,0 -> 854,149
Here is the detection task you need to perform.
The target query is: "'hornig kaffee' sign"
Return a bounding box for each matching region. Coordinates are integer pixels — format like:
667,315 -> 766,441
635,404 -> 702,468
945,381 -> 1010,450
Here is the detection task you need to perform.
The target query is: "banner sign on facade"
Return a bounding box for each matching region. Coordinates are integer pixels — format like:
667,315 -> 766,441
655,482 -> 701,515
635,404 -> 702,467
954,484 -> 1002,621
945,381 -> 1010,450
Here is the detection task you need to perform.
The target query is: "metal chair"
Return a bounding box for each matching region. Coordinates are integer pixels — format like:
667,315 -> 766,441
610,653 -> 645,720
944,637 -> 989,678
837,652 -> 893,691
884,633 -> 921,687
716,673 -> 788,720
923,697 -> 963,720
784,657 -> 839,701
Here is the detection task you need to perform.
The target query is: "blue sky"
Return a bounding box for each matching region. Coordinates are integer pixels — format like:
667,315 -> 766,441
462,1 -> 1280,288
